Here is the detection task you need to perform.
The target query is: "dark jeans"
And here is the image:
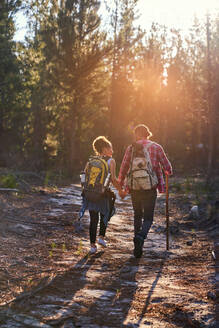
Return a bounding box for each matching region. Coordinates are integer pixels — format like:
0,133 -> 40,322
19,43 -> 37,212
89,210 -> 106,244
131,188 -> 157,240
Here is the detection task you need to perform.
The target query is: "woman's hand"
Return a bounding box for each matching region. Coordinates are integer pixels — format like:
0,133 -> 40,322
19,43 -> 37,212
119,189 -> 127,199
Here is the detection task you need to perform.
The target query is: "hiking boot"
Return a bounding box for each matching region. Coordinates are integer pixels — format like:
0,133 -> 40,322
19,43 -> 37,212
98,238 -> 107,247
90,246 -> 97,254
133,236 -> 144,258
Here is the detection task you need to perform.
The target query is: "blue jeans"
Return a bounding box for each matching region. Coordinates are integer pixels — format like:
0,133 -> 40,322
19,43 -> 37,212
131,189 -> 157,240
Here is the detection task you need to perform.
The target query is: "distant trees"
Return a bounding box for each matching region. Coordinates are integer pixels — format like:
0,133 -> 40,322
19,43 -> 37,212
0,0 -> 218,177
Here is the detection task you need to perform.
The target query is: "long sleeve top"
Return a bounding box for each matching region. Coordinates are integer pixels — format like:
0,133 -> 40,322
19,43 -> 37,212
118,139 -> 173,193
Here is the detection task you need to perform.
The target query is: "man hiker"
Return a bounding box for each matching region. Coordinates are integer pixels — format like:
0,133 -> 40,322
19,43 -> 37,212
118,124 -> 173,258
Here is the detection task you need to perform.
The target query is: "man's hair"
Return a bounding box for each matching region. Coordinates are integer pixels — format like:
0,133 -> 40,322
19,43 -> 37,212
92,136 -> 112,155
134,124 -> 152,139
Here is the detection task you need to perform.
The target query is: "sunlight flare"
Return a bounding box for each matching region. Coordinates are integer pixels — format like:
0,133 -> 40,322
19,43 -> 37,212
137,0 -> 219,32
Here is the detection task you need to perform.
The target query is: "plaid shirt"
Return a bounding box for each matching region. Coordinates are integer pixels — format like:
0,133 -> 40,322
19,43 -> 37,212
118,139 -> 173,193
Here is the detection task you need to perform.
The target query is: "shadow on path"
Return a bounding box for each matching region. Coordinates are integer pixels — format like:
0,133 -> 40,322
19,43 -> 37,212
78,254 -> 141,327
5,251 -> 104,326
136,256 -> 166,327
78,253 -> 167,327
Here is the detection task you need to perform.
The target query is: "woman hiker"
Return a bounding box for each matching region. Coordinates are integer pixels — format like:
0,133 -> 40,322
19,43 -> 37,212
80,136 -> 124,254
118,124 -> 173,258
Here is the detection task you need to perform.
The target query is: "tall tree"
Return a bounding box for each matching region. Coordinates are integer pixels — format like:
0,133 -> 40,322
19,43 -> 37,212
211,14 -> 219,172
206,13 -> 213,179
0,0 -> 23,165
132,23 -> 168,140
209,14 -> 219,176
18,0 -> 56,169
205,13 -> 219,178
41,0 -> 111,173
106,0 -> 144,157
21,0 -> 110,172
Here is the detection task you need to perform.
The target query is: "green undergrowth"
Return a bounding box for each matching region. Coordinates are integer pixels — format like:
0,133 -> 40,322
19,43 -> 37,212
0,174 -> 18,189
170,176 -> 218,206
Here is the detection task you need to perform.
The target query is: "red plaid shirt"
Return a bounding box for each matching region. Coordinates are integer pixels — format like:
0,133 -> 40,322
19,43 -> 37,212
118,139 -> 173,193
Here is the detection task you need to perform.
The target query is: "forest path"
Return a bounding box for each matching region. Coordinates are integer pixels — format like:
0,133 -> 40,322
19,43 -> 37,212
0,183 -> 216,327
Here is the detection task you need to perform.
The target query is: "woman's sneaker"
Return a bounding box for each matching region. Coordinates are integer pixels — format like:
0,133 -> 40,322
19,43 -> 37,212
98,238 -> 107,247
90,246 -> 97,254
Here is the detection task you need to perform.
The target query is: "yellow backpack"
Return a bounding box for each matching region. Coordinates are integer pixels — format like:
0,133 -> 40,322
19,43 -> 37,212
84,156 -> 109,202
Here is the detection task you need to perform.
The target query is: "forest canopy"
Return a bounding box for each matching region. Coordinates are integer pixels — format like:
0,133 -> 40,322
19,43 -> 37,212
0,0 -> 218,179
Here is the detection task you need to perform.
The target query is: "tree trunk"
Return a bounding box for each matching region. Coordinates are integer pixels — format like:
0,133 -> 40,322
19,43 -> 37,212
206,14 -> 214,181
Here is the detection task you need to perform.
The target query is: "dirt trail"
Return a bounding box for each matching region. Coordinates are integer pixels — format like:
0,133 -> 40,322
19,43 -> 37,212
0,182 -> 217,327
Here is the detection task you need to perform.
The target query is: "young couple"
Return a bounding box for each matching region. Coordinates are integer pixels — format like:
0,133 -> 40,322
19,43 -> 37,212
81,124 -> 172,257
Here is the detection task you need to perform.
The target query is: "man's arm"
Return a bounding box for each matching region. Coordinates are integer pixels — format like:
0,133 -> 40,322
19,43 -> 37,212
118,145 -> 132,187
158,145 -> 173,175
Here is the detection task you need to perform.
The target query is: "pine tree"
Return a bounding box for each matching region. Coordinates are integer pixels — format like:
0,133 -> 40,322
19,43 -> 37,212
40,0 -> 111,173
207,13 -> 219,176
106,0 -> 144,156
0,0 -> 23,165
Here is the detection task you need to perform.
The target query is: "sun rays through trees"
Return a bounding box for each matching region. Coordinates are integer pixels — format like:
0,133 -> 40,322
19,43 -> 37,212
0,0 -> 218,177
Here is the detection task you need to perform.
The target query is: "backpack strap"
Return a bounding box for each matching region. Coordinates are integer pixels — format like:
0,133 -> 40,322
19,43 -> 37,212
143,143 -> 154,175
143,142 -> 158,188
107,158 -> 112,166
98,157 -> 108,184
129,145 -> 135,189
102,156 -> 112,174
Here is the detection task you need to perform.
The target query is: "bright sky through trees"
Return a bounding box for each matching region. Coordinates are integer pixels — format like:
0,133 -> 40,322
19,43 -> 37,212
137,0 -> 219,32
14,11 -> 26,41
14,0 -> 219,41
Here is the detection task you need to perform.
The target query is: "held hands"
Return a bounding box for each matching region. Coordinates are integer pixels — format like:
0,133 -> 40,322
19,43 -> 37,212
114,178 -> 127,199
119,189 -> 127,200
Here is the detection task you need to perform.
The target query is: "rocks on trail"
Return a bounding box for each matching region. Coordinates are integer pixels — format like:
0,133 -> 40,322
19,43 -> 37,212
0,181 -> 217,327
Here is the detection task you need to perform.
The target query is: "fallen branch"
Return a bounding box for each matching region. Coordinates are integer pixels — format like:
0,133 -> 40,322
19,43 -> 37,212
6,274 -> 56,305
